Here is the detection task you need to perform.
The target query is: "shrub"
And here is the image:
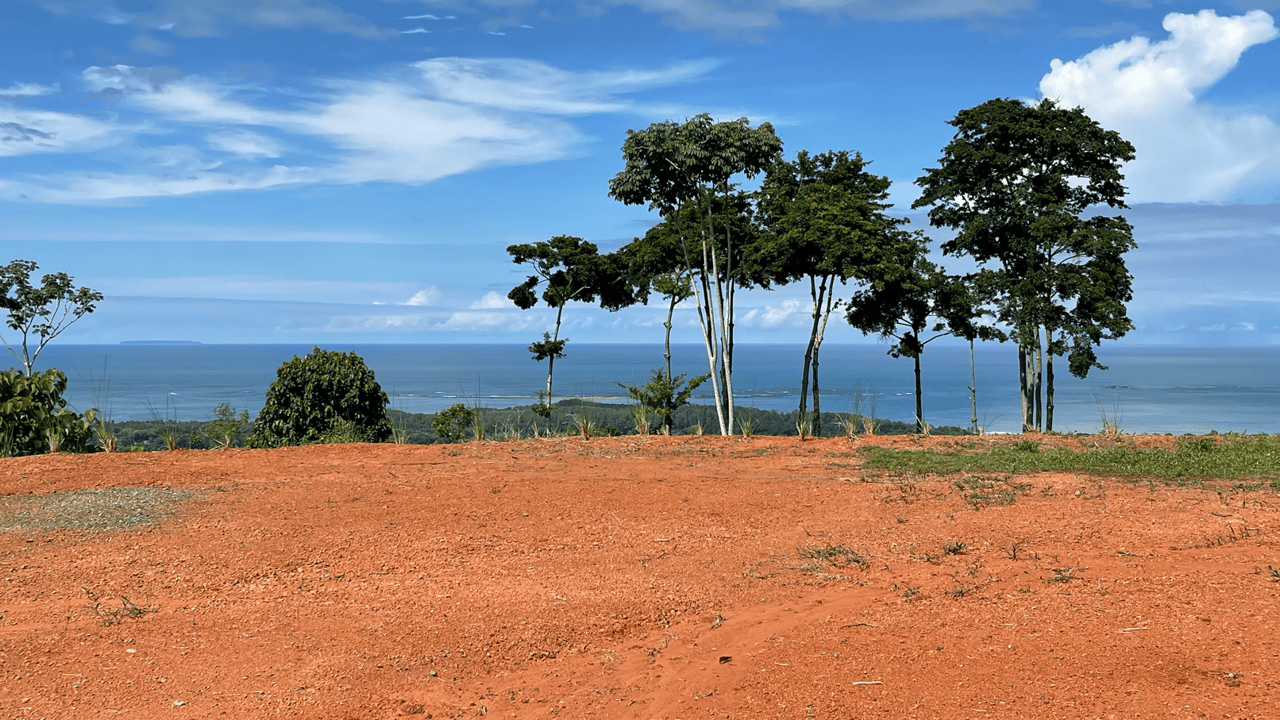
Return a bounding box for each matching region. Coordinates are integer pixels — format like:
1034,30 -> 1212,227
431,403 -> 475,443
0,368 -> 95,456
249,348 -> 392,447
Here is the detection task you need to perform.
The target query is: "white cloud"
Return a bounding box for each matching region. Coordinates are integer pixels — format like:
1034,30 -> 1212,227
206,130 -> 282,157
92,275 -> 425,304
403,14 -> 441,19
0,223 -> 401,244
417,0 -> 1031,34
1039,9 -> 1280,203
0,104 -> 120,157
414,57 -> 717,114
470,290 -> 512,309
404,286 -> 441,306
0,82 -> 61,96
0,57 -> 714,202
38,0 -> 395,39
401,28 -> 430,33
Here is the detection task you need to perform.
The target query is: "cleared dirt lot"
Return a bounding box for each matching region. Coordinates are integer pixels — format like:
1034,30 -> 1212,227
2,435 -> 1277,719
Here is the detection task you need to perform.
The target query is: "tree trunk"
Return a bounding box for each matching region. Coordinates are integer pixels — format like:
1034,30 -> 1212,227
797,275 -> 821,433
968,338 -> 978,435
914,346 -> 924,434
1034,329 -> 1043,432
546,304 -> 565,408
680,205 -> 728,436
663,290 -> 678,381
811,278 -> 837,438
1018,344 -> 1032,432
1045,328 -> 1055,432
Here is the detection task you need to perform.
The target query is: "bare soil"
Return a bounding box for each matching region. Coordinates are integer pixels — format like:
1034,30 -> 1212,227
2,434 -> 1277,719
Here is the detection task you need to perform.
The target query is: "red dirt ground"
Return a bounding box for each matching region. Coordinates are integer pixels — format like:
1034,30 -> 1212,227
2,435 -> 1277,719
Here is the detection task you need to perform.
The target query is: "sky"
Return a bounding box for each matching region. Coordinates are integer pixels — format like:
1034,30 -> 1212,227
1,0 -> 1278,348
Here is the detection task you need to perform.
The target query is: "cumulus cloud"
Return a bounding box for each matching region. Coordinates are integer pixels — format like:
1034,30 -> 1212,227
469,290 -> 513,309
404,286 -> 441,306
1039,9 -> 1280,203
2,56 -> 713,202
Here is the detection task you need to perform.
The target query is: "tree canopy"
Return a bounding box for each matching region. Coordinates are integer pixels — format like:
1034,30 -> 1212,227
913,98 -> 1137,432
0,260 -> 103,376
609,114 -> 783,435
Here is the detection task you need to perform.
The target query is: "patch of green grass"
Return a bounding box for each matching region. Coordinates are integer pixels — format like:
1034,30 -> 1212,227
861,434 -> 1280,483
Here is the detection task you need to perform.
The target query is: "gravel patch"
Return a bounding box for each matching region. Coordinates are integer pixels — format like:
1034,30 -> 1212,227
0,487 -> 200,534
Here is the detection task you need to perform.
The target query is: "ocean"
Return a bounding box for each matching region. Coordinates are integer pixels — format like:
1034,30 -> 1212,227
25,343 -> 1280,435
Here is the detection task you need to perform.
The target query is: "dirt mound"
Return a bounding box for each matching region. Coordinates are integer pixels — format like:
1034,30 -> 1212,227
2,435 -> 1276,718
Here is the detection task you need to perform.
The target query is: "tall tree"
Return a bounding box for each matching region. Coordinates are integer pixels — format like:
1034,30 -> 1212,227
913,98 -> 1137,432
620,219 -> 694,381
609,114 -> 783,435
845,232 -> 994,433
0,260 -> 103,376
507,236 -> 632,415
756,150 -> 905,436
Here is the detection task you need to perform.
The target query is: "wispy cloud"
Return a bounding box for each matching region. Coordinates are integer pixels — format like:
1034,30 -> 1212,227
0,56 -> 716,202
36,0 -> 396,39
409,0 -> 1033,35
1039,9 -> 1280,203
0,82 -> 61,96
401,27 -> 430,34
0,105 -> 120,157
415,57 -> 718,114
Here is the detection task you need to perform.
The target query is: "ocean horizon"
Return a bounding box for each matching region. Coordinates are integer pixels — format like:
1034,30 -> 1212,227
24,342 -> 1280,436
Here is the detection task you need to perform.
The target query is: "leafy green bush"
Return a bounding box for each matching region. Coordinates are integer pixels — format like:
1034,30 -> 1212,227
0,368 -> 95,456
249,348 -> 392,448
432,403 -> 475,443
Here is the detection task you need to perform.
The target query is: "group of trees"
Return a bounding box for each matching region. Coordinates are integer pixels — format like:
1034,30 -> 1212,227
508,98 -> 1137,435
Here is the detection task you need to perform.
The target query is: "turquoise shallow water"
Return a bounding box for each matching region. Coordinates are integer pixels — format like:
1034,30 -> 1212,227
28,343 -> 1280,435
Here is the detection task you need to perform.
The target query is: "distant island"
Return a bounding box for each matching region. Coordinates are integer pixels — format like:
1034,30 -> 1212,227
120,341 -> 203,345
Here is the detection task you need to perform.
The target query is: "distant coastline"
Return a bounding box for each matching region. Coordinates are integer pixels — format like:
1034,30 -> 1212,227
119,340 -> 202,345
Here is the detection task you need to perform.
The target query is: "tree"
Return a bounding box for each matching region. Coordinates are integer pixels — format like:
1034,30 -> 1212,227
618,370 -> 709,435
507,235 -> 633,417
845,232 -> 994,433
620,220 -> 695,382
0,260 -> 103,376
0,369 -> 96,456
249,347 -> 392,447
757,150 -> 905,436
431,403 -> 475,443
913,98 -> 1137,432
609,114 -> 783,435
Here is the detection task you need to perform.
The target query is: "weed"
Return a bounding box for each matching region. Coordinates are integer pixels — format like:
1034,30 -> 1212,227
1014,440 -> 1040,453
797,542 -> 870,570
795,418 -> 812,440
739,416 -> 754,438
965,559 -> 983,577
1047,567 -> 1078,584
1266,565 -> 1279,582
82,585 -> 156,626
901,585 -> 921,599
1002,541 -> 1026,560
943,540 -> 967,555
947,585 -> 972,597
576,413 -> 598,439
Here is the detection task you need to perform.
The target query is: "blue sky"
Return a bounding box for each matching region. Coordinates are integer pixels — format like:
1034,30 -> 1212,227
2,0 -> 1277,347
